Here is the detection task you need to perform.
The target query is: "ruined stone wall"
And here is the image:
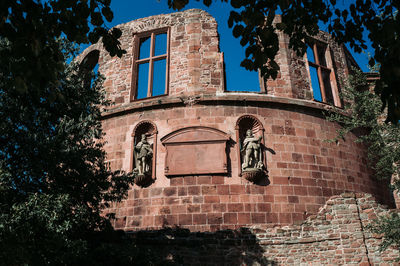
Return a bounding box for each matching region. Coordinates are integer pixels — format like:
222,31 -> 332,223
81,8 -> 394,240
81,9 -> 351,111
89,9 -> 223,108
128,193 -> 399,265
103,97 -> 391,231
263,17 -> 348,101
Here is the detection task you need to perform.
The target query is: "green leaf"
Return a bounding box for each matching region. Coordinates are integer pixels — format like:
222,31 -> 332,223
228,11 -> 241,28
342,9 -> 348,20
14,76 -> 27,94
111,28 -> 122,39
88,31 -> 100,44
101,7 -> 113,22
171,0 -> 189,10
276,22 -> 286,30
231,0 -> 242,8
98,0 -> 111,5
240,58 -> 254,70
91,12 -> 103,26
232,24 -> 244,38
203,0 -> 212,6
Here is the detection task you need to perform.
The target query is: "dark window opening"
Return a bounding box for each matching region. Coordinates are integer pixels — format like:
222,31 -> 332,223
80,50 -> 100,89
306,40 -> 340,107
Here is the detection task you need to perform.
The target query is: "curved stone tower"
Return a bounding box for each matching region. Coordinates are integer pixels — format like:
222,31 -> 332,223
80,9 -> 392,232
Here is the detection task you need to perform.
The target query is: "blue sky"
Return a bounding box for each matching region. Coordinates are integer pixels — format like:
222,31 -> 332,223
105,0 -> 372,92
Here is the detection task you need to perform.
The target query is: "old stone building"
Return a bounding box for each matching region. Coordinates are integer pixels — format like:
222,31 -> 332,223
80,9 -> 399,265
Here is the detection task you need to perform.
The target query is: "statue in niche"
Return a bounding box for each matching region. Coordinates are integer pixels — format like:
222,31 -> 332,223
134,134 -> 153,176
241,129 -> 263,171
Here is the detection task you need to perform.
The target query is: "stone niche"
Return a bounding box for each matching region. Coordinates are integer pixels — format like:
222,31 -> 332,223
235,115 -> 267,183
131,120 -> 158,186
161,126 -> 230,176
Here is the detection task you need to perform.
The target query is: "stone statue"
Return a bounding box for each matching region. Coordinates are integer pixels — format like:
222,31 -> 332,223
241,129 -> 263,171
135,134 -> 153,175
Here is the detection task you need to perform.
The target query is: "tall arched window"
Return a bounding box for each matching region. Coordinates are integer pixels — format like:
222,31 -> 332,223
79,50 -> 100,89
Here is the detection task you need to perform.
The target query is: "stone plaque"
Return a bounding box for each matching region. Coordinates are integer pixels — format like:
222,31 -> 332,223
161,127 -> 229,176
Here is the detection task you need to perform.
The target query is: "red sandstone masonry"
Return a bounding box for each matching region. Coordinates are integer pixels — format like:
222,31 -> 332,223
78,9 -> 396,261
128,193 -> 400,265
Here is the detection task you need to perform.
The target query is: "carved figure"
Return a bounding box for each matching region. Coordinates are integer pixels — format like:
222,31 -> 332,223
241,129 -> 263,171
135,134 -> 153,175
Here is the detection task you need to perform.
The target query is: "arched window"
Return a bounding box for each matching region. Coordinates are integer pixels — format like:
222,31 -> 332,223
79,50 -> 100,89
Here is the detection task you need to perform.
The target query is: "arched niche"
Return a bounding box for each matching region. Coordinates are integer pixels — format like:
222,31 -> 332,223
80,50 -> 100,70
235,115 -> 267,180
79,50 -> 100,89
131,120 -> 158,184
161,126 -> 230,176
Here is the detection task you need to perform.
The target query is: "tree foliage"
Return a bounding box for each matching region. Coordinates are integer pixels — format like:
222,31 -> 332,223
326,70 -> 400,182
0,1 -> 151,264
0,38 -> 141,264
168,0 -> 400,122
368,212 -> 400,253
325,69 -> 400,253
0,0 -> 125,97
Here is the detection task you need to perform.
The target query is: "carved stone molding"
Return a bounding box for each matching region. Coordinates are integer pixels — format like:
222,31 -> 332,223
182,95 -> 201,106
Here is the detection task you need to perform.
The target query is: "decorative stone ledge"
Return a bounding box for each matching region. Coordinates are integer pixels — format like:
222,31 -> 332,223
101,93 -> 346,120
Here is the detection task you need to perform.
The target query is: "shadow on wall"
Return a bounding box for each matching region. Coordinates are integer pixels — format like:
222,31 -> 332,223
129,227 -> 276,265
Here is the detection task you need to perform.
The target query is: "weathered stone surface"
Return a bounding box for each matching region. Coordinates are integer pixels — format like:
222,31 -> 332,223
127,194 -> 400,265
79,9 -> 399,263
161,126 -> 229,176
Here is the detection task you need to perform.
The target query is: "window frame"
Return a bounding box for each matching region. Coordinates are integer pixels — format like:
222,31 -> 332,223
306,39 -> 341,107
131,27 -> 170,101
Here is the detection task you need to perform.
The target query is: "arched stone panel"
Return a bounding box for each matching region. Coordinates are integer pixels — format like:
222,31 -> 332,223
161,126 -> 230,176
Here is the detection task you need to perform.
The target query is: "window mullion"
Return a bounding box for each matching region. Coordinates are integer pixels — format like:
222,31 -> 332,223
313,43 -> 320,65
165,27 -> 171,95
136,58 -> 151,64
319,65 -> 331,71
317,66 -> 327,103
148,59 -> 154,97
313,43 -> 327,102
330,69 -> 341,107
152,54 -> 167,60
148,33 -> 155,97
